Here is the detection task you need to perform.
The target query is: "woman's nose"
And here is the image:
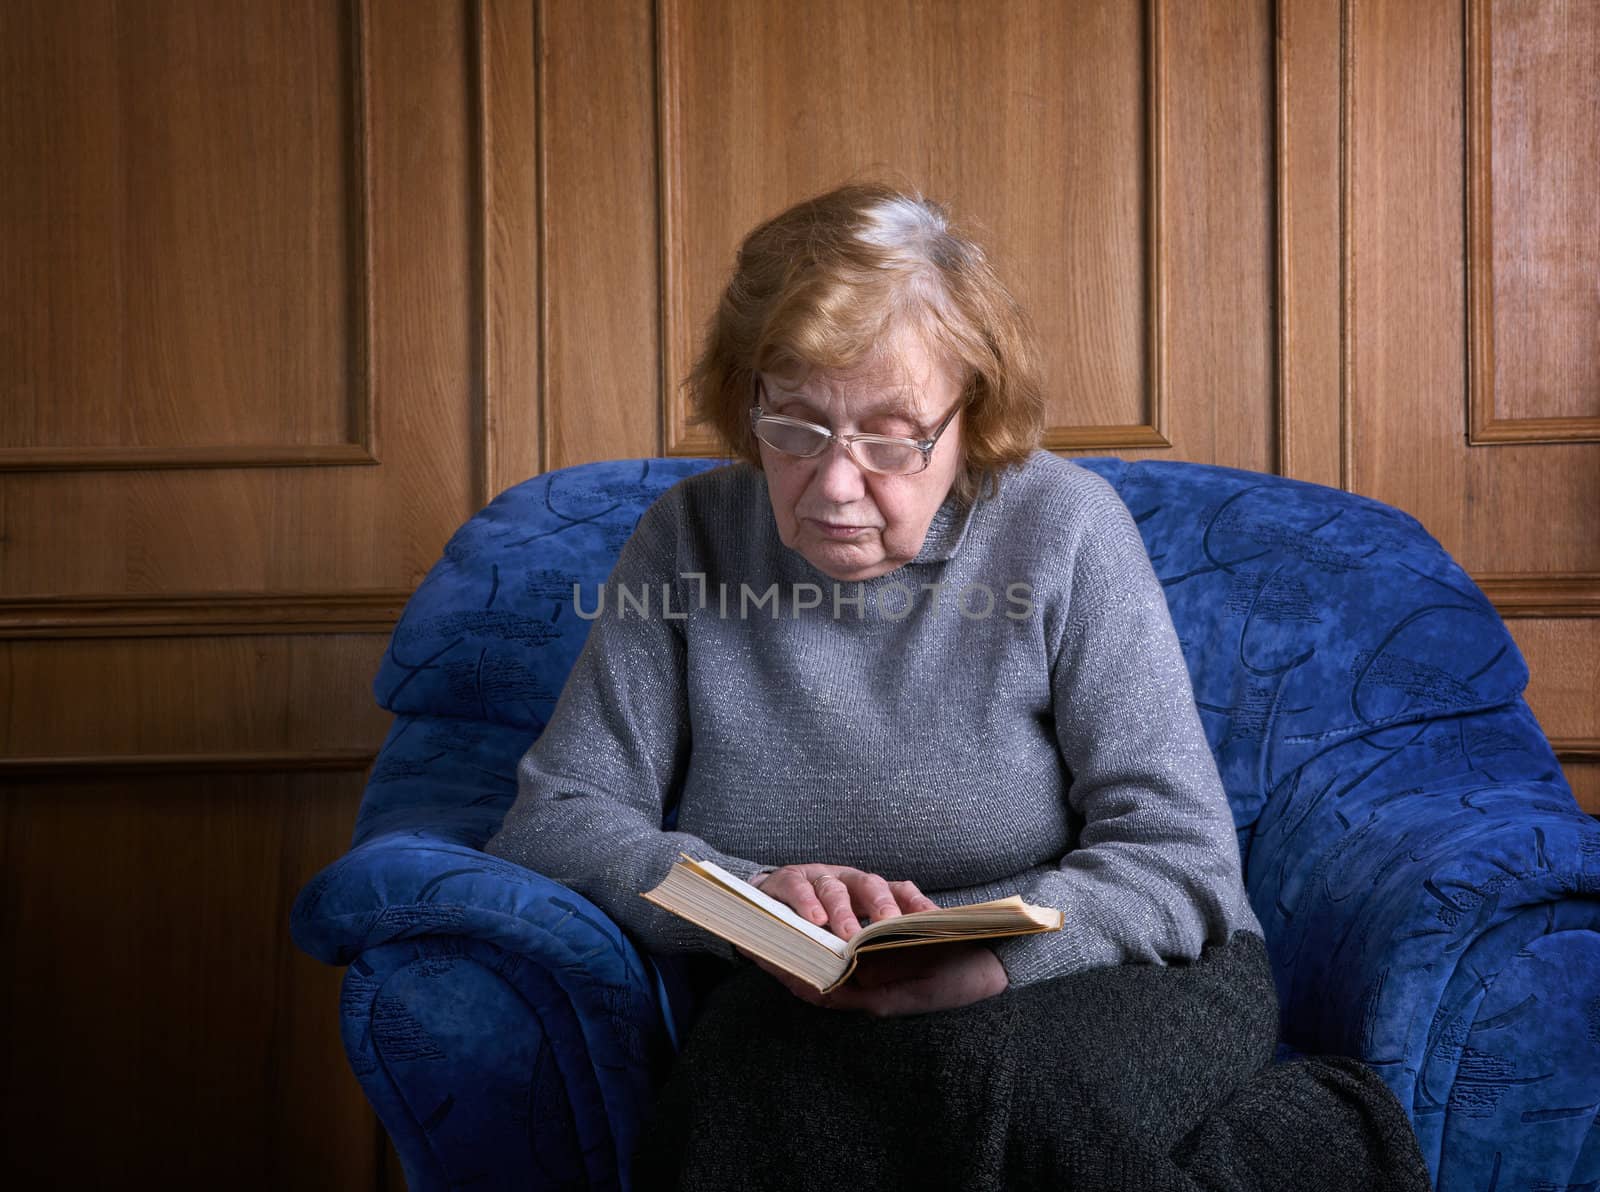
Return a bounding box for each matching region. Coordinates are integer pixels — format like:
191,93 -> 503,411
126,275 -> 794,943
812,437 -> 867,501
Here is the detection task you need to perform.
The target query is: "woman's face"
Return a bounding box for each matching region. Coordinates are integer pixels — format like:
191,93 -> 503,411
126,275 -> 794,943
758,329 -> 965,582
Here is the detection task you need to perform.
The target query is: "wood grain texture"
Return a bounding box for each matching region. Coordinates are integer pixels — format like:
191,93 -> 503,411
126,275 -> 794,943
1565,762 -> 1600,817
1467,0 -> 1600,443
1348,0 -> 1599,582
0,591 -> 406,639
1275,0 -> 1345,490
656,0 -> 1232,461
543,0 -> 661,470
479,0 -> 543,500
0,0 -> 479,600
1156,0 -> 1276,471
0,635 -> 390,759
0,771 -> 380,1188
1478,573 -> 1600,619
1505,617 -> 1600,743
0,0 -> 374,470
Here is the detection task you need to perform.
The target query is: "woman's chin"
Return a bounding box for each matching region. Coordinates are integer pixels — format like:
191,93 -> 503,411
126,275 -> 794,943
798,537 -> 900,582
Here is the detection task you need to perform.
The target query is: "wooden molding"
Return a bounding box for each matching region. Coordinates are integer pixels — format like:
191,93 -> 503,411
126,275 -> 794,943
0,751 -> 377,780
0,443 -> 379,473
655,0 -> 1170,457
656,0 -> 686,456
1340,0 -> 1356,491
1044,0 -> 1171,457
1475,573 -> 1600,618
0,0 -> 378,475
0,591 -> 409,639
1043,424 -> 1172,452
1552,740 -> 1600,765
1465,0 -> 1600,447
1464,416 -> 1600,447
1144,0 -> 1169,450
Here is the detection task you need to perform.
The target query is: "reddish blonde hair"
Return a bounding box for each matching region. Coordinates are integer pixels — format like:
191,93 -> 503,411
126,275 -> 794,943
688,182 -> 1045,503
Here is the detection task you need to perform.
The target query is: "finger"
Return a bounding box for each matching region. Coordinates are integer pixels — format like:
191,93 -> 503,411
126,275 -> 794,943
857,873 -> 903,924
763,867 -> 829,926
888,879 -> 939,914
815,871 -> 862,940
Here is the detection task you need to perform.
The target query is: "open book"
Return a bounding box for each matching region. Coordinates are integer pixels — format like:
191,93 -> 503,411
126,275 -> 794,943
640,854 -> 1063,994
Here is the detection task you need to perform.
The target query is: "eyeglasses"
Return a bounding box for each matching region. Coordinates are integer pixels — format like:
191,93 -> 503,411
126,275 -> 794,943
748,377 -> 961,477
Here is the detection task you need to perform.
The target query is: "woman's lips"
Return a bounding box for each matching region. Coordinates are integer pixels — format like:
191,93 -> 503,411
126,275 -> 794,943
809,519 -> 872,539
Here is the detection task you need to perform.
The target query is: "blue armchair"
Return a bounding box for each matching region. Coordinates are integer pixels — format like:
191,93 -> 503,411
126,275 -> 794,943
290,456 -> 1600,1192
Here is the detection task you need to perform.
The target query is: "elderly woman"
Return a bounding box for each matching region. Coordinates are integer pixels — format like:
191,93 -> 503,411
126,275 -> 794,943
484,184 -> 1430,1191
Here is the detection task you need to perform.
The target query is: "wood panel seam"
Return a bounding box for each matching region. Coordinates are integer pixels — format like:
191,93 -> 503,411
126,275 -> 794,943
1273,0 -> 1289,478
0,751 -> 378,778
474,0 -> 493,510
535,0 -> 549,478
0,592 -> 408,639
1340,0 -> 1354,492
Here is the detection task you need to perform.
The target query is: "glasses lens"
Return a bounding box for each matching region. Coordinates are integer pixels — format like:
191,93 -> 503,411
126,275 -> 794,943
853,439 -> 925,475
754,418 -> 829,457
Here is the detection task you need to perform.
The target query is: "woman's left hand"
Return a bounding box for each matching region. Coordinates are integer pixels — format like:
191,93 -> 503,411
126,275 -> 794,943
738,941 -> 1009,1017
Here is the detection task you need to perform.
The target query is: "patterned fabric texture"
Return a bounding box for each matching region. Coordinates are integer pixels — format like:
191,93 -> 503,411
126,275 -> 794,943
289,456 -> 1600,1192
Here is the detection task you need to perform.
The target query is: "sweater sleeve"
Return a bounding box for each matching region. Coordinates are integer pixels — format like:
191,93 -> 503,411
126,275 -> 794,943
988,480 -> 1262,989
481,496 -> 770,961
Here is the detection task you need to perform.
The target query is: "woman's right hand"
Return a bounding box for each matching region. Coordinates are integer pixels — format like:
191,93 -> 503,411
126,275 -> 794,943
748,862 -> 938,943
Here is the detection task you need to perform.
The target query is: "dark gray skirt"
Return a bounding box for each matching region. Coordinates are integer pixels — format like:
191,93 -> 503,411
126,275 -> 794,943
631,930 -> 1431,1192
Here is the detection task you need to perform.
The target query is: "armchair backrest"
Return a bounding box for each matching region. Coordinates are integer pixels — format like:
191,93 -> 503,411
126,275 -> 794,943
1081,459 -> 1539,856
363,456 -> 1546,862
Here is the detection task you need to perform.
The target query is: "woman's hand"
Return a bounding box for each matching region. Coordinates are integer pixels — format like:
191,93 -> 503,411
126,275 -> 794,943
737,941 -> 1010,1017
737,864 -> 1009,1015
748,862 -> 938,941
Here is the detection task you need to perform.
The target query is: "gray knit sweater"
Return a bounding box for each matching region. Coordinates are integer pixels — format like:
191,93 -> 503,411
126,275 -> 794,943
484,450 -> 1263,988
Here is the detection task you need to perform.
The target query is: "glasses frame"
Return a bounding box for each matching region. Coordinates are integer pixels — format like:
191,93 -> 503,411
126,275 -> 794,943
748,377 -> 961,477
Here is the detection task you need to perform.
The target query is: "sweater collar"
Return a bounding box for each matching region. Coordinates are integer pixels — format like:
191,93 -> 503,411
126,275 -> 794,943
910,490 -> 979,564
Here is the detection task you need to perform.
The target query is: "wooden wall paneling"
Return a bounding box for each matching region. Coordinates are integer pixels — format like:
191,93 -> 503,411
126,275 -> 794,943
657,0 -> 1181,459
1158,0 -> 1275,472
0,0 -> 374,472
0,0 -> 528,1186
1463,0 -> 1600,743
1347,0 -> 1598,803
1466,0 -> 1600,444
1350,0 -> 1599,575
543,0 -> 662,469
0,635 -> 390,764
479,0 -> 543,499
1348,0 -> 1472,548
1564,763 -> 1600,819
1274,0 -> 1346,490
0,771 -> 380,1188
0,591 -> 405,639
0,0 -> 480,606
370,0 -> 478,551
1504,615 -> 1600,814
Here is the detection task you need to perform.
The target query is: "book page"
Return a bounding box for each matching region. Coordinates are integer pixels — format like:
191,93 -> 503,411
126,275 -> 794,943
684,856 -> 849,958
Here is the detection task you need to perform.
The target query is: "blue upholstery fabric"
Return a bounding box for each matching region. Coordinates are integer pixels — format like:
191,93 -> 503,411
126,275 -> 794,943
290,456 -> 1600,1192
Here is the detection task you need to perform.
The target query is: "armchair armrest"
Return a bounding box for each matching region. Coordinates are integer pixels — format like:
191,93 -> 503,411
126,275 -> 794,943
291,714 -> 690,1189
1248,749 -> 1600,1189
